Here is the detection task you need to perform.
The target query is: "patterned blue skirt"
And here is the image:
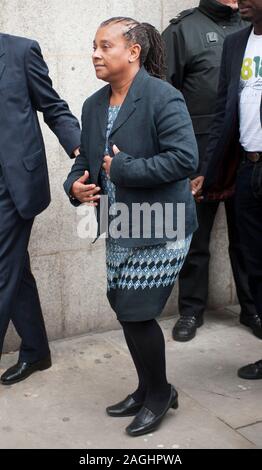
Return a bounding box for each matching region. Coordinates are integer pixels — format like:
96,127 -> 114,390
106,235 -> 191,321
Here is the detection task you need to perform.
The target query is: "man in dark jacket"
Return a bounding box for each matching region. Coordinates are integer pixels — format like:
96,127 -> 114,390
162,0 -> 257,342
199,0 -> 262,378
0,33 -> 81,385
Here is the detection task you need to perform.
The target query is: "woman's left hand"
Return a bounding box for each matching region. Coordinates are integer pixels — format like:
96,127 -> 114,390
103,145 -> 120,176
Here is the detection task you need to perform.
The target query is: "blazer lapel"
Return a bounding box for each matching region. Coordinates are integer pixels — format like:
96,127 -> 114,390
97,85 -> 110,140
109,66 -> 148,137
0,36 -> 6,81
109,93 -> 137,137
231,26 -> 252,86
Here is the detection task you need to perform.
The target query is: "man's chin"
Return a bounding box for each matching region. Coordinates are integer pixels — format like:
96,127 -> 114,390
240,13 -> 252,21
95,70 -> 108,80
239,6 -> 253,21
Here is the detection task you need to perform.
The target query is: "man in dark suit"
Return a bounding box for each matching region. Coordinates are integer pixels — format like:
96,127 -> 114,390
198,0 -> 262,378
0,33 -> 81,385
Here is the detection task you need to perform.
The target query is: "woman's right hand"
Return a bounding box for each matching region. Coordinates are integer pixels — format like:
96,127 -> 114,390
71,171 -> 101,206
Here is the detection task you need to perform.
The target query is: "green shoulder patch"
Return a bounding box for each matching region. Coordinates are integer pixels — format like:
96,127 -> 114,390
170,8 -> 196,24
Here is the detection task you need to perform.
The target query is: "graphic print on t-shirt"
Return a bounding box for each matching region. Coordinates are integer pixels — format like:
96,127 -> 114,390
240,56 -> 262,96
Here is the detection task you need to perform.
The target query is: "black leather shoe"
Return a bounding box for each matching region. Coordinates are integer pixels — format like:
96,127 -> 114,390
239,313 -> 262,339
172,315 -> 203,342
238,360 -> 262,380
126,385 -> 178,437
1,354 -> 52,385
106,395 -> 143,417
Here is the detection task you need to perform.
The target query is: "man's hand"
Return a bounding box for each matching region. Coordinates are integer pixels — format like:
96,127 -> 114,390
72,147 -> 80,157
190,176 -> 205,202
71,171 -> 101,206
102,145 -> 120,176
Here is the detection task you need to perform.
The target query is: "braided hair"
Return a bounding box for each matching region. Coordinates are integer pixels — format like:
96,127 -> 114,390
100,17 -> 166,80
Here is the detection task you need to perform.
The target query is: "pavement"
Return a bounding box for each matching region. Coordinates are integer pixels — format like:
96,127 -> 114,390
0,305 -> 261,449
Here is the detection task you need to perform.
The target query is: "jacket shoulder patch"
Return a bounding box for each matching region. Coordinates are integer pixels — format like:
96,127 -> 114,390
170,8 -> 196,25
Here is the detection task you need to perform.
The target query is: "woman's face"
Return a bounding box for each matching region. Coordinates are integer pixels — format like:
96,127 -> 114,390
92,23 -> 134,82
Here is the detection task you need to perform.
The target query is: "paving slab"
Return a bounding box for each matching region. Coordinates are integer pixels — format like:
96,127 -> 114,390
0,308 -> 261,449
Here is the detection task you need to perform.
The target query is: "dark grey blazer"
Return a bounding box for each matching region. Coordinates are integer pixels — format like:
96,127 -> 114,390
64,67 -> 199,247
0,33 -> 81,219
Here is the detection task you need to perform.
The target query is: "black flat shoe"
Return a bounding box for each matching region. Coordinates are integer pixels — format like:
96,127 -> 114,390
126,385 -> 178,437
239,313 -> 262,340
106,395 -> 143,417
238,360 -> 262,380
1,354 -> 52,385
172,315 -> 203,342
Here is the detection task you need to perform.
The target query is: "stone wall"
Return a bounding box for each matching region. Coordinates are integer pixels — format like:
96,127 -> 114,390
0,0 -> 237,352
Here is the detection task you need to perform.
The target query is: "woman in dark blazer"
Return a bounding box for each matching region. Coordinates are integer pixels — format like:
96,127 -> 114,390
64,17 -> 198,437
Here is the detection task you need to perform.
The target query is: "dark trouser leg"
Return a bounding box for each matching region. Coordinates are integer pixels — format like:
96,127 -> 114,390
235,162 -> 262,316
11,252 -> 50,362
224,197 -> 256,317
0,173 -> 49,362
178,201 -> 219,318
120,321 -> 147,402
121,319 -> 170,415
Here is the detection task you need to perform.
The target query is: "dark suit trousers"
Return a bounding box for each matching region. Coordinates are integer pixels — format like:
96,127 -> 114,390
178,198 -> 256,318
235,160 -> 262,316
0,166 -> 50,362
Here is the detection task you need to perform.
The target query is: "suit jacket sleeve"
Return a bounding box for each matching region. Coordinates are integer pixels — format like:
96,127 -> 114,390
63,108 -> 90,206
201,38 -> 229,176
162,24 -> 187,90
25,40 -> 81,157
110,89 -> 198,188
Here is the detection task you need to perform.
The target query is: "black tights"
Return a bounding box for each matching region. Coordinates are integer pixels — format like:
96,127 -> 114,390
120,319 -> 171,415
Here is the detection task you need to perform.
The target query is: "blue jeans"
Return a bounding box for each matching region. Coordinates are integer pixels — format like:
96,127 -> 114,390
235,160 -> 262,316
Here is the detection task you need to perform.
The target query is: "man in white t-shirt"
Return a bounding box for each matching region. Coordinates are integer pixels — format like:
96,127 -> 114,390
239,26 -> 262,152
197,0 -> 262,379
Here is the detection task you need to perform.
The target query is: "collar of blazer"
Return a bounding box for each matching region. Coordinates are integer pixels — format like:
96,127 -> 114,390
0,35 -> 6,81
231,25 -> 253,84
96,65 -> 149,139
